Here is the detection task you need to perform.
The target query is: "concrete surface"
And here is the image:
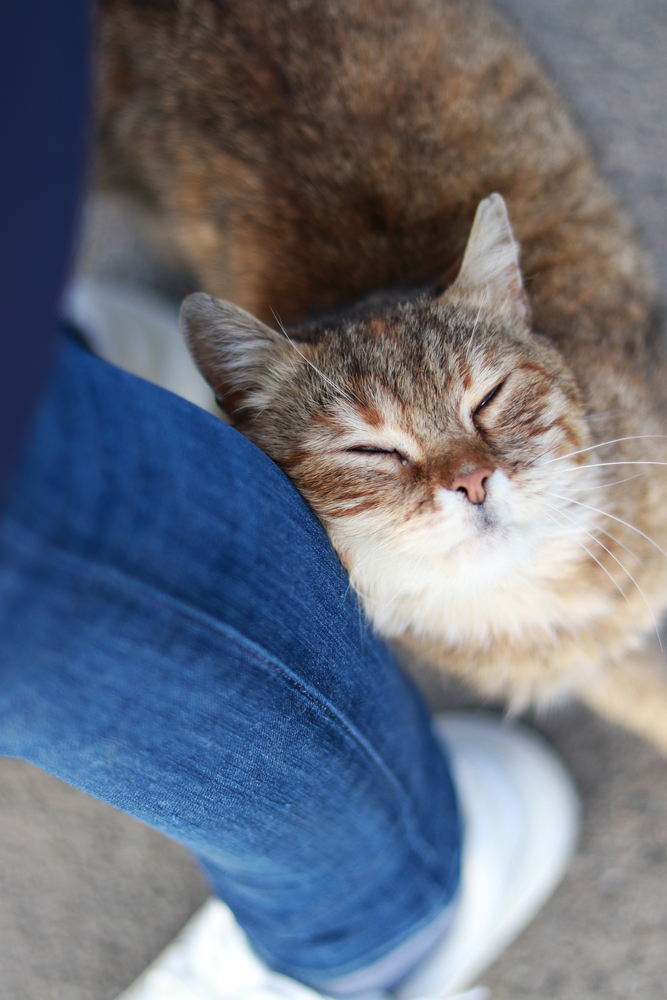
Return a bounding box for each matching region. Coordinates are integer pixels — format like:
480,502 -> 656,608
3,1 -> 667,998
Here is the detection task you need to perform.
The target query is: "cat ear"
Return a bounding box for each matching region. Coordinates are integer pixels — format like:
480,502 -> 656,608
180,292 -> 288,415
445,193 -> 530,324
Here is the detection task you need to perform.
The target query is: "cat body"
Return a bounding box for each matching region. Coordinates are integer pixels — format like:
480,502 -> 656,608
99,0 -> 667,750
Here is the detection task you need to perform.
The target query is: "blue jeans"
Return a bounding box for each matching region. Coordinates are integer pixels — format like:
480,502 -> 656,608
0,337 -> 461,990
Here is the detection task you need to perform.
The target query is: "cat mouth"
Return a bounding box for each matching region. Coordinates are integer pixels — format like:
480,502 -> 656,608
457,510 -> 505,545
435,499 -> 523,560
473,507 -> 498,532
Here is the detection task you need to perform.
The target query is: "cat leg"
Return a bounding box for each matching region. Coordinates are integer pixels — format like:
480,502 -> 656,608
577,641 -> 667,755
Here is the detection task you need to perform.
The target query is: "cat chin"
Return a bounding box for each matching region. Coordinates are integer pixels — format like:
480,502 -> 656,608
337,490 -> 598,643
438,528 -> 528,573
354,535 -> 606,647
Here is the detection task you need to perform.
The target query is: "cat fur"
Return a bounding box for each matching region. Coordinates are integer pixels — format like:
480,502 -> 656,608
98,0 -> 667,753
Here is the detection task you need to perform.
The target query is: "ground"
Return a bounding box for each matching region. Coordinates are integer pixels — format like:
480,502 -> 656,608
2,0 -> 667,997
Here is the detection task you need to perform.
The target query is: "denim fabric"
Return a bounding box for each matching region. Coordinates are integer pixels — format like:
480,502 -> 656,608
0,337 -> 461,986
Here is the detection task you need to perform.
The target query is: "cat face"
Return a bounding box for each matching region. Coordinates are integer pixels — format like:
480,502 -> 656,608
182,195 -> 596,631
270,300 -> 588,558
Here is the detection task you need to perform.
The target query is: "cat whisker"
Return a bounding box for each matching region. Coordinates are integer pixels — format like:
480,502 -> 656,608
585,409 -> 628,424
349,539 -> 428,598
544,492 -> 667,562
544,512 -> 630,612
345,545 -> 405,587
559,472 -> 646,493
465,303 -> 484,362
545,503 -> 662,653
544,436 -> 667,466
372,552 -> 430,616
556,461 -> 667,472
593,523 -> 644,565
543,500 -> 642,563
349,546 -> 404,578
270,309 -> 358,405
345,537 -> 429,611
548,504 -> 650,608
546,501 -> 632,584
347,574 -> 405,608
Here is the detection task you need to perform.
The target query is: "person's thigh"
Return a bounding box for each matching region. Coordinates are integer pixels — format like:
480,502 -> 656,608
0,338 -> 461,983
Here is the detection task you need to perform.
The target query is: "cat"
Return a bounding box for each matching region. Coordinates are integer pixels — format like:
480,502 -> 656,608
97,0 -> 667,753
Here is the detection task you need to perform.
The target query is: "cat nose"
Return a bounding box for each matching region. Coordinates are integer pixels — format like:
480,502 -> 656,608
449,466 -> 494,505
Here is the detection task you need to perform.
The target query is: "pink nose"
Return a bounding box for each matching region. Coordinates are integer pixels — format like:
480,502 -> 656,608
449,466 -> 494,505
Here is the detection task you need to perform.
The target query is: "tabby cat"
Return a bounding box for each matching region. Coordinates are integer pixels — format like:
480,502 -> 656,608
98,0 -> 667,752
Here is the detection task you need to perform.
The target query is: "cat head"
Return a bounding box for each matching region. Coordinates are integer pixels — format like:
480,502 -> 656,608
181,194 -> 593,598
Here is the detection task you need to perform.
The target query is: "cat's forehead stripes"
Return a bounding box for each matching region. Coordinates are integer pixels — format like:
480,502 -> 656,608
355,399 -> 383,428
313,306 -> 523,429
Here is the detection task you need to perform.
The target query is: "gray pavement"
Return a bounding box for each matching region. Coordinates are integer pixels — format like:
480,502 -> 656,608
3,1 -> 667,997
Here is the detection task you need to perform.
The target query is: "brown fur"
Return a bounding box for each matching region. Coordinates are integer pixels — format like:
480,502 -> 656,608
98,0 -> 667,753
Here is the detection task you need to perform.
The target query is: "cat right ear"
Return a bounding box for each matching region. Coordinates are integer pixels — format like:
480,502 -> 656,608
442,193 -> 531,325
180,292 -> 288,416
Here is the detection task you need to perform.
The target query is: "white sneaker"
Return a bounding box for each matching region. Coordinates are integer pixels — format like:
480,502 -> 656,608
397,713 -> 579,997
115,714 -> 578,1000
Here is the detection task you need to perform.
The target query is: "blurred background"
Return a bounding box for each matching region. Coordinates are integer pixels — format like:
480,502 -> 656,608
2,1 -> 667,997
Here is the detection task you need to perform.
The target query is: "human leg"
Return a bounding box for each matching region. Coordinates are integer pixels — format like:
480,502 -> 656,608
0,336 -> 461,988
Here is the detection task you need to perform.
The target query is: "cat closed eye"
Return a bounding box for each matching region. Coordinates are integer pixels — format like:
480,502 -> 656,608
473,380 -> 505,415
346,446 -> 410,466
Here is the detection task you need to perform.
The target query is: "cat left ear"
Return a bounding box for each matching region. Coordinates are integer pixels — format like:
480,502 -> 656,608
443,193 -> 531,325
180,292 -> 288,416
